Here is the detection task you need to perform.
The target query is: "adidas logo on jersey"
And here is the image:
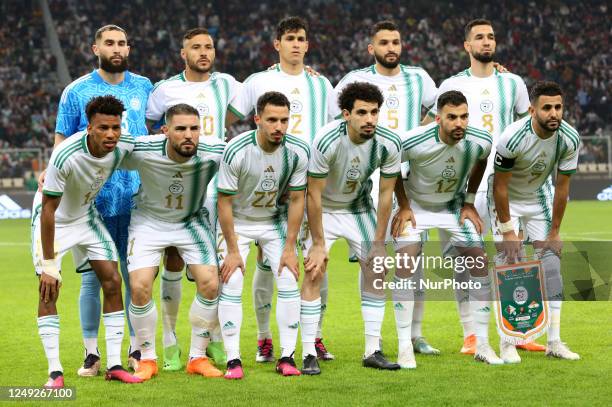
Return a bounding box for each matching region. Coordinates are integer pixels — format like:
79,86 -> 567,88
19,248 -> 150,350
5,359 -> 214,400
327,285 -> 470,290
446,157 -> 455,163
482,89 -> 490,95
264,165 -> 275,173
173,171 -> 183,178
351,157 -> 360,164
291,88 -> 300,94
388,85 -> 397,92
196,92 -> 206,99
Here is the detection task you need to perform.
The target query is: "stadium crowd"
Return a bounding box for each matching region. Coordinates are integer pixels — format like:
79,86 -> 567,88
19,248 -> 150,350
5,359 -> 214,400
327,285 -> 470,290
1,0 -> 609,156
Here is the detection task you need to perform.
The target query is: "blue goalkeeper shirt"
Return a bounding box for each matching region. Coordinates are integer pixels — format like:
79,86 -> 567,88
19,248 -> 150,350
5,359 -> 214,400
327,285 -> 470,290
55,69 -> 153,217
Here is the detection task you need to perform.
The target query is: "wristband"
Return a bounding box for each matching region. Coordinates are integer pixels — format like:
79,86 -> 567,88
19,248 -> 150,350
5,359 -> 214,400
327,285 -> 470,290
464,193 -> 476,205
41,259 -> 62,283
498,220 -> 514,234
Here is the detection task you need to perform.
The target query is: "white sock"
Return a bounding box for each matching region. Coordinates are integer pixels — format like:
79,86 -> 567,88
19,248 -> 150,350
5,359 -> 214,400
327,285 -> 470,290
128,301 -> 157,360
541,250 -> 563,343
411,265 -> 425,338
189,294 -> 218,359
38,315 -> 62,374
362,294 -> 385,356
103,311 -> 125,368
300,298 -> 320,359
454,268 -> 474,338
392,276 -> 414,350
252,259 -> 274,340
276,273 -> 300,358
469,275 -> 492,346
317,273 -> 328,338
161,268 -> 182,348
83,337 -> 99,357
219,272 -> 243,361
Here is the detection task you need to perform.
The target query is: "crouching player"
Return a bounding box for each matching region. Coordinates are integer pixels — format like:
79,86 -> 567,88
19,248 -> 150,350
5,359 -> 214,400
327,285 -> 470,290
122,104 -> 226,380
217,92 -> 309,379
492,81 -> 580,363
36,96 -> 142,387
392,91 -> 503,366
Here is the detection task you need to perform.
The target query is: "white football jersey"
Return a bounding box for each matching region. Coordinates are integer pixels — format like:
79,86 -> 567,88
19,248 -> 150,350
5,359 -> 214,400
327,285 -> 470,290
400,122 -> 492,206
308,120 -> 401,214
43,131 -> 134,224
335,64 -> 437,132
120,134 -> 225,222
217,130 -> 310,223
431,69 -> 530,191
232,67 -> 340,144
494,117 -> 580,201
146,71 -> 241,139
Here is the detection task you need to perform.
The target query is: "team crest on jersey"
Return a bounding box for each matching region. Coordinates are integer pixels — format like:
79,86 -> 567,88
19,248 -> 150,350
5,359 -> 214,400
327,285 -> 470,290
386,96 -> 400,109
90,168 -> 106,191
130,98 -> 141,111
347,157 -> 361,180
196,104 -> 210,117
441,166 -> 456,180
290,100 -> 303,113
261,166 -> 276,191
169,182 -> 184,195
480,100 -> 494,113
532,160 -> 547,173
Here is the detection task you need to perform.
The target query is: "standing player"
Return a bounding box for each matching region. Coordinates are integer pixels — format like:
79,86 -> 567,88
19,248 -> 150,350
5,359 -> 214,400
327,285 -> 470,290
334,20 -> 439,356
392,91 -> 503,366
492,81 -> 580,363
121,104 -> 225,380
217,92 -> 308,379
145,27 -> 241,370
35,96 -> 141,387
54,25 -> 152,373
230,16 -> 338,362
302,82 -> 401,374
424,19 -> 537,354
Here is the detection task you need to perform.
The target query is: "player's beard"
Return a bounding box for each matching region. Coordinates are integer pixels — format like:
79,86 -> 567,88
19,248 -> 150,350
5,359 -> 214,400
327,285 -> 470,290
175,141 -> 197,158
99,55 -> 128,73
359,125 -> 376,140
472,50 -> 495,63
536,116 -> 560,132
374,51 -> 400,69
187,57 -> 213,74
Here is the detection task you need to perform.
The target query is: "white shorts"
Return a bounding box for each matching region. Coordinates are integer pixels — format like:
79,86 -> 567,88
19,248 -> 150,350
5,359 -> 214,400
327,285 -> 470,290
127,210 -> 218,272
32,202 -> 118,275
218,218 -> 292,276
488,181 -> 554,242
302,209 -> 377,261
393,200 -> 483,251
203,192 -> 218,233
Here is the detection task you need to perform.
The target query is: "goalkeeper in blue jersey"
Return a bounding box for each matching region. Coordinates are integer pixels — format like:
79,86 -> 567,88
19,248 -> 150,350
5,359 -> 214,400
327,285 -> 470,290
52,24 -> 152,376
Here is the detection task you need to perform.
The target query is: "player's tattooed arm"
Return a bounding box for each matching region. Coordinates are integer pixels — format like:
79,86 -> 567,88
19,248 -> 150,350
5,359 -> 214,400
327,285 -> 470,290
304,176 -> 328,279
493,170 -> 521,261
217,192 -> 245,282
279,189 -> 305,280
392,174 -> 416,238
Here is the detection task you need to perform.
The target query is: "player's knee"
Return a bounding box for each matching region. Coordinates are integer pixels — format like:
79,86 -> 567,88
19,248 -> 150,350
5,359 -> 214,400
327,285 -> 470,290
129,279 -> 152,305
100,273 -> 122,298
196,276 -> 219,299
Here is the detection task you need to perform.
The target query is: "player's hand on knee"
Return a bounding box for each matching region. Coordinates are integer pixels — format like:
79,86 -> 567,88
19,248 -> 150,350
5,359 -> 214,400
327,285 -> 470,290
392,206 -> 416,238
39,273 -> 60,303
304,245 -> 328,281
220,252 -> 244,283
278,249 -> 300,280
460,204 -> 483,235
543,233 -> 563,257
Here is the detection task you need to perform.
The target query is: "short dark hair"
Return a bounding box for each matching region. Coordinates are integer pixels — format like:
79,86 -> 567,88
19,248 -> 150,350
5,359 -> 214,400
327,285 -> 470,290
95,24 -> 127,42
256,91 -> 290,115
276,16 -> 308,40
464,18 -> 492,40
338,82 -> 384,112
437,91 -> 468,111
165,103 -> 200,123
85,95 -> 125,122
371,20 -> 399,37
183,28 -> 212,43
530,81 -> 564,103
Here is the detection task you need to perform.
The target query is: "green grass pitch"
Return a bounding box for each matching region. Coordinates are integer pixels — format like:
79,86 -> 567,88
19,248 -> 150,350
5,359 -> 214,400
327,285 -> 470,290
0,201 -> 610,406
